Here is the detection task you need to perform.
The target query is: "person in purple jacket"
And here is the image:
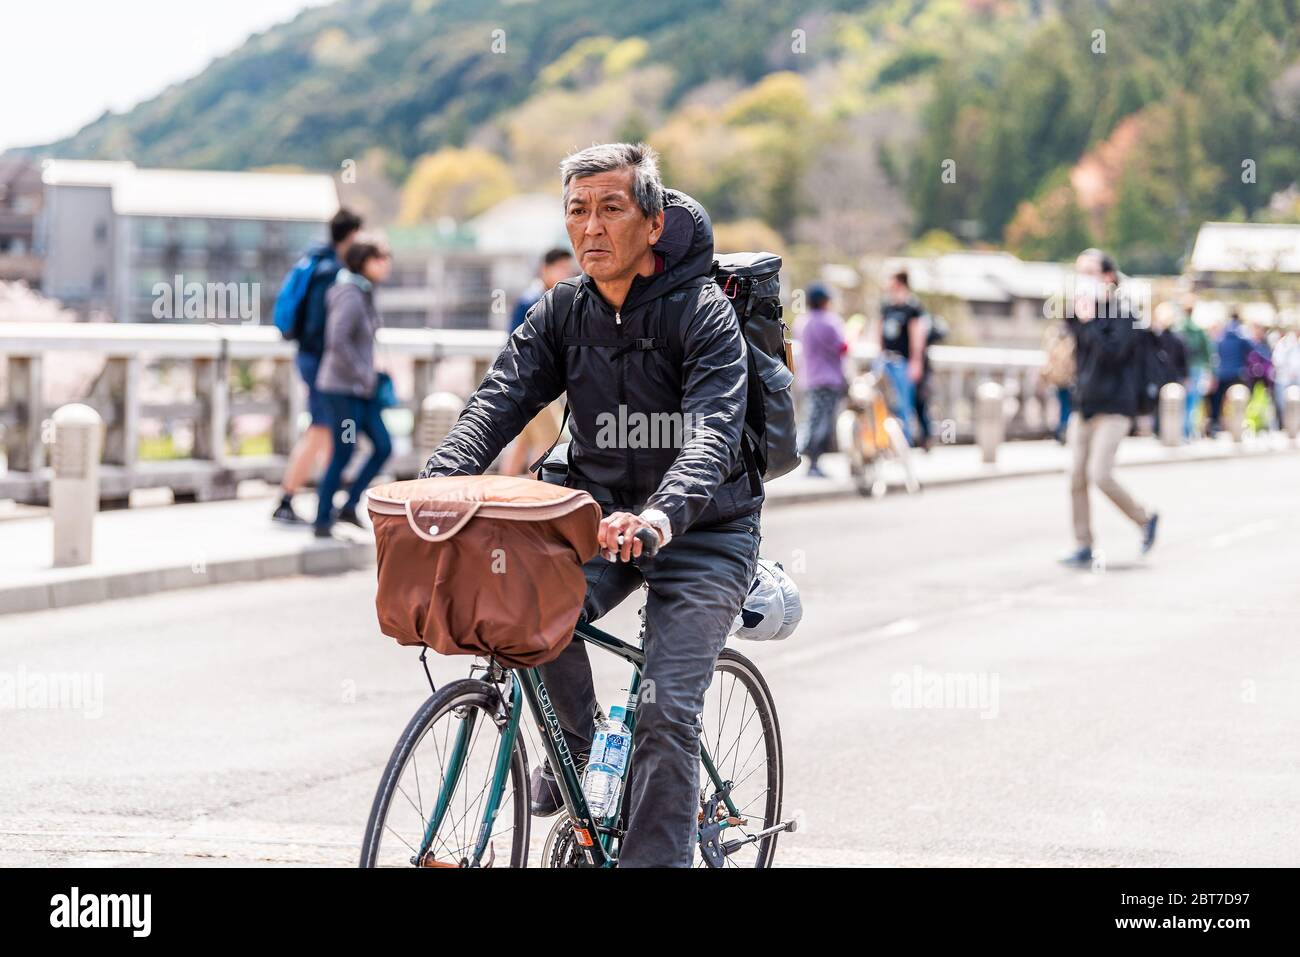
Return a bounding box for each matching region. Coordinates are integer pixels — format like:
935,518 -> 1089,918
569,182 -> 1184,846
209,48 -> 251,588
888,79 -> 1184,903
795,282 -> 848,477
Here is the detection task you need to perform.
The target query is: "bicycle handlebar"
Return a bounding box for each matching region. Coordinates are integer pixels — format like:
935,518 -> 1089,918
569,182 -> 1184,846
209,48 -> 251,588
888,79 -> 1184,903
634,527 -> 660,560
613,527 -> 661,562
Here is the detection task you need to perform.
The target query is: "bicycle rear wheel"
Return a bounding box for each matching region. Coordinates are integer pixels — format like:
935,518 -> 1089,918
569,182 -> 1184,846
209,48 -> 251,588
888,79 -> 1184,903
696,648 -> 784,868
360,678 -> 529,868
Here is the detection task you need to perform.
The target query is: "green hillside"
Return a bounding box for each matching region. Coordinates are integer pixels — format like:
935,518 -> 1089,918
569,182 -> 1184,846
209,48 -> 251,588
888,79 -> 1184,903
23,0 -> 1300,270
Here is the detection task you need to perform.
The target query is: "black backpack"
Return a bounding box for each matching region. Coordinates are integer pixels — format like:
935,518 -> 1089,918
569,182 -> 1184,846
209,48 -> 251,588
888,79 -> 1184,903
713,253 -> 799,489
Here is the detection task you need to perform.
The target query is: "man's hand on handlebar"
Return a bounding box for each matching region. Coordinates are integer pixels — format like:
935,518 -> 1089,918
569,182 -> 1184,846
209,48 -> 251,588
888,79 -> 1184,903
599,511 -> 662,563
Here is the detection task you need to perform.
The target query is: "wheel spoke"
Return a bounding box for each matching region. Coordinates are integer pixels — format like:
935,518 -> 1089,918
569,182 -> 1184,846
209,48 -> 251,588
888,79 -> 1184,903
696,660 -> 780,869
365,687 -> 527,868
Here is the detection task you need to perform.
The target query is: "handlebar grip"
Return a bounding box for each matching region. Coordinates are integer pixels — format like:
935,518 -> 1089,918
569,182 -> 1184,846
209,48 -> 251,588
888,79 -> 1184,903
634,527 -> 660,560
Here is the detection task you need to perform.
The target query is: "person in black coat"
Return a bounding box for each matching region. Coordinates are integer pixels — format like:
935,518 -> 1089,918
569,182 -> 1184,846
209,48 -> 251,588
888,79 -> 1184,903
1060,251 -> 1159,567
1149,301 -> 1189,436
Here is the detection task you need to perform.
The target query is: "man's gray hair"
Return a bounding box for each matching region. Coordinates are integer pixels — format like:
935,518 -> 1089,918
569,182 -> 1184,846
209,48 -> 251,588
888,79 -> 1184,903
560,142 -> 664,219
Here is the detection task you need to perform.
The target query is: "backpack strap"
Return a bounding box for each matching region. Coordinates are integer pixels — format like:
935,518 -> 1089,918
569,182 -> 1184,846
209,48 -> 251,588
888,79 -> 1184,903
659,276 -> 712,368
740,434 -> 763,497
528,280 -> 580,477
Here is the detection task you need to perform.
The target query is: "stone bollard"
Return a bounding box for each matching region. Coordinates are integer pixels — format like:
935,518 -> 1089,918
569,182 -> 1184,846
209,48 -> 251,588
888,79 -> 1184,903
417,392 -> 465,461
1158,381 -> 1185,447
1223,383 -> 1250,443
974,381 -> 1004,464
50,403 -> 103,568
1284,385 -> 1300,441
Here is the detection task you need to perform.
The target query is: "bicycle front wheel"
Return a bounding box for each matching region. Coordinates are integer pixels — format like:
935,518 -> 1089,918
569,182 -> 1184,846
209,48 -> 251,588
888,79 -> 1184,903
696,647 -> 785,868
360,678 -> 530,868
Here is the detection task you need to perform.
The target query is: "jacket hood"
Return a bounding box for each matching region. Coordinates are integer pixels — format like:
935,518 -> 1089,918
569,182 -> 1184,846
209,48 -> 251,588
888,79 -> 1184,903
591,187 -> 715,312
335,268 -> 374,293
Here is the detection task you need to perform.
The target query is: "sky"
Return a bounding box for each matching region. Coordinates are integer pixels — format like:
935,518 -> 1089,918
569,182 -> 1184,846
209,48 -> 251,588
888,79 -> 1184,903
0,0 -> 331,152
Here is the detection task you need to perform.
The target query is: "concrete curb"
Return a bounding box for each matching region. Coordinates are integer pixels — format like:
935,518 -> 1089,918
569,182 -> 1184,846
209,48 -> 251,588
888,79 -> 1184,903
0,539 -> 374,616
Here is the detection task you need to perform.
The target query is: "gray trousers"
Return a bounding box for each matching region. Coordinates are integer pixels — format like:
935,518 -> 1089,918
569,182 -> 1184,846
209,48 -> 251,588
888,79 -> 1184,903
538,512 -> 760,867
1069,412 -> 1150,548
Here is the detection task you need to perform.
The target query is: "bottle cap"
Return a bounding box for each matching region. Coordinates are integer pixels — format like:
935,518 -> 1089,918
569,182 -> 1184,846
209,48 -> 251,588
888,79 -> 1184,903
609,706 -> 626,723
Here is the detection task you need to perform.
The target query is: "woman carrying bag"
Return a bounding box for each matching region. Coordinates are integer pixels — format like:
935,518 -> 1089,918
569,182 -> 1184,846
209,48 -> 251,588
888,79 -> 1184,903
313,234 -> 394,538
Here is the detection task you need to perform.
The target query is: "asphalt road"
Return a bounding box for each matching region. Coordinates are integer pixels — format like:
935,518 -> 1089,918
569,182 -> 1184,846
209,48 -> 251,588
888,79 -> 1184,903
2,452 -> 1298,866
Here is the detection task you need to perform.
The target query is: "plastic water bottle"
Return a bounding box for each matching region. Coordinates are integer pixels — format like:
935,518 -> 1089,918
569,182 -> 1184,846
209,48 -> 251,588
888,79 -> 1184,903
582,706 -> 631,819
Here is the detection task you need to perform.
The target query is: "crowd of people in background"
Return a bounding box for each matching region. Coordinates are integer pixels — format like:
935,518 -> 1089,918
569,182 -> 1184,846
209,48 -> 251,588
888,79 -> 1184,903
789,244 -> 1299,563
1047,287 -> 1297,445
269,230 -> 581,532
271,208 -> 393,537
272,216 -> 1296,532
794,267 -> 945,478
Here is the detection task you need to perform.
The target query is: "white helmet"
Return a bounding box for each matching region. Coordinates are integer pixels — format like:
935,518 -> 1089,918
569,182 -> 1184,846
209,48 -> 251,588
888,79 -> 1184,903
729,559 -> 802,642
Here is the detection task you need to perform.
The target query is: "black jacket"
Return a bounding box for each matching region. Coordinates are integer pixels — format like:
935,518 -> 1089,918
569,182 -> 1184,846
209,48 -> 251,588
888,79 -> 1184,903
1152,328 -> 1189,384
421,190 -> 761,533
1068,295 -> 1141,419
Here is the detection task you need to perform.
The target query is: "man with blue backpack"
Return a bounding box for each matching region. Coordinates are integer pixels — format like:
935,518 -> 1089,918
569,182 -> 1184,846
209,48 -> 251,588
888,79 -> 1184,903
271,208 -> 363,525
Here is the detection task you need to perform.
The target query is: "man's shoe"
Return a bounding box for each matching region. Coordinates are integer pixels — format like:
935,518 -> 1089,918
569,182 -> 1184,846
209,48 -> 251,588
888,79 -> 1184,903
338,505 -> 365,529
529,755 -> 587,817
313,524 -> 333,539
806,464 -> 828,478
1141,513 -> 1159,554
1058,546 -> 1093,568
272,497 -> 305,525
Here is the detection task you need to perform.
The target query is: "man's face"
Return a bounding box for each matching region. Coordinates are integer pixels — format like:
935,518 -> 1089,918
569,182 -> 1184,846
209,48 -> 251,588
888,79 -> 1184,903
1073,253 -> 1103,310
541,255 -> 577,291
564,169 -> 662,283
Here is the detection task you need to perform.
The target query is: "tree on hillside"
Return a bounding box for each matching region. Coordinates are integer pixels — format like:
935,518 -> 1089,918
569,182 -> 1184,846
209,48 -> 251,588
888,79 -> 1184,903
1005,175 -> 1095,262
398,147 -> 517,224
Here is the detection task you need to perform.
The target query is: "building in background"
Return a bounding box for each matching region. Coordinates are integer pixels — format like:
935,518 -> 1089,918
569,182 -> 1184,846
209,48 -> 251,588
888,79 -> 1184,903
39,160 -> 337,322
891,251 -> 1070,347
0,156 -> 44,284
1188,222 -> 1300,326
377,193 -> 567,330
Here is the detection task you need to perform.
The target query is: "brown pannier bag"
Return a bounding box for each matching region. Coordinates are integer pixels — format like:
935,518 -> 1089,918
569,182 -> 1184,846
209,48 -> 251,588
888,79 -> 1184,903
367,476 -> 602,668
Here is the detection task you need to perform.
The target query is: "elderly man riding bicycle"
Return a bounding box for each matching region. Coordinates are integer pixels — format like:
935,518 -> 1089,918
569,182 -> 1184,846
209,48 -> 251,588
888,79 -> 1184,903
420,143 -> 762,867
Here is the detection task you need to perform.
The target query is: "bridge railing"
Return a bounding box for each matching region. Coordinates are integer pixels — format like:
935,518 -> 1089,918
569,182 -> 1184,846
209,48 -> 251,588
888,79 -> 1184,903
847,342 -> 1053,443
0,321 -> 1050,504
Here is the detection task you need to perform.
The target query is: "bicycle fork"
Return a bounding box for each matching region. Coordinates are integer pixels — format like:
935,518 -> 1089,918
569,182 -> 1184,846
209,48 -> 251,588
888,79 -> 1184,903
413,675 -> 523,868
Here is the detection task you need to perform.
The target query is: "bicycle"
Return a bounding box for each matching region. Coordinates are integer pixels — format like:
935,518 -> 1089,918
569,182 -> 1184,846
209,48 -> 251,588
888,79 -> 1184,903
359,529 -> 796,868
836,363 -> 921,498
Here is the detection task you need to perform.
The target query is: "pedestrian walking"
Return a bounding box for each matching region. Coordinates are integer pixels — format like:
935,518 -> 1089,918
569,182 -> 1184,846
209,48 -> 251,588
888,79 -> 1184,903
1174,296 -> 1213,440
877,269 -> 926,445
313,234 -> 394,537
1060,250 -> 1158,567
1150,301 -> 1189,438
1272,327 -> 1300,419
795,282 -> 848,477
272,208 -> 363,524
913,312 -> 945,450
1208,310 -> 1252,435
1243,321 -> 1276,431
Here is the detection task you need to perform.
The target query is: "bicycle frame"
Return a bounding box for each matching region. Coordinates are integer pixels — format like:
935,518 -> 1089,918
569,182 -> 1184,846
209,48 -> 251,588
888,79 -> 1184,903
414,617 -> 746,868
